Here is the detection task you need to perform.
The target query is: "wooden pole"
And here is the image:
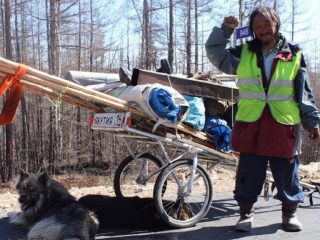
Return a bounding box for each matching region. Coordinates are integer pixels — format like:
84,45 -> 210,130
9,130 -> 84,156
0,57 -> 216,146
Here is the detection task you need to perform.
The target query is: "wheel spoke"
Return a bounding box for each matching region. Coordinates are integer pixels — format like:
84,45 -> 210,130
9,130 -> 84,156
114,153 -> 162,198
154,160 -> 212,228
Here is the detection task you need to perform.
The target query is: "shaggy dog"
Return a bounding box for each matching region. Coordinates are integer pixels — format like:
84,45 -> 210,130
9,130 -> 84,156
8,171 -> 99,240
79,194 -> 193,229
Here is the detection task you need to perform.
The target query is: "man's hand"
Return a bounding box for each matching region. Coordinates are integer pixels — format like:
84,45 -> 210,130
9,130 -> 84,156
223,16 -> 239,29
308,128 -> 320,140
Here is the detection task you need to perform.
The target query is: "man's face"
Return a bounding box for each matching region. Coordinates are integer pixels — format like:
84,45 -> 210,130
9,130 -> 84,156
252,13 -> 277,45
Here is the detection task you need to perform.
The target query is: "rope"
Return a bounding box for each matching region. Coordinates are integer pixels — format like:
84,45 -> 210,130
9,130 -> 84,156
0,64 -> 28,125
166,74 -> 173,88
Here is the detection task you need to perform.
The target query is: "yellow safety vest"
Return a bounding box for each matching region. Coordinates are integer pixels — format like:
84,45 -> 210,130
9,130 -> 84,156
236,43 -> 301,125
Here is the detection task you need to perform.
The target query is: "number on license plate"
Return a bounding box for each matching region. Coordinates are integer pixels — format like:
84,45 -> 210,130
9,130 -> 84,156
91,112 -> 130,128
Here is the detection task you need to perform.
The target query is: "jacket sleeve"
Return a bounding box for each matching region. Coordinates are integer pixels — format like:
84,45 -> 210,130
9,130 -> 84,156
295,68 -> 320,129
205,24 -> 242,75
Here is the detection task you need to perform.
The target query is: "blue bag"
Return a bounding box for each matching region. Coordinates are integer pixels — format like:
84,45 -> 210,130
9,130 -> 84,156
183,95 -> 205,131
148,88 -> 181,123
205,116 -> 232,153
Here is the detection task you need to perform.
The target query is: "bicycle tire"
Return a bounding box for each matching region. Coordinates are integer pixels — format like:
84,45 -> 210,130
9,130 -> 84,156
114,153 -> 162,197
153,159 -> 212,228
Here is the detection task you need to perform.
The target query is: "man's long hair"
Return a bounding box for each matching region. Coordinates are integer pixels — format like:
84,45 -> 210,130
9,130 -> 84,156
249,6 -> 280,36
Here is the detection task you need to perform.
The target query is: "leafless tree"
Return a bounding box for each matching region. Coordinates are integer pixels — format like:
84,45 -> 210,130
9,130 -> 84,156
4,0 -> 14,181
168,0 -> 174,69
186,0 -> 191,75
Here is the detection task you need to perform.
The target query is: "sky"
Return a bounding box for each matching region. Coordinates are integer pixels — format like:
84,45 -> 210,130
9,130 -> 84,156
92,0 -> 320,71
286,0 -> 319,69
301,0 -> 320,58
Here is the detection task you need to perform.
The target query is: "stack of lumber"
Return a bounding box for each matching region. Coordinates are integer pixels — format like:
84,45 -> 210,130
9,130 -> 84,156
0,57 -> 235,160
0,57 -> 135,113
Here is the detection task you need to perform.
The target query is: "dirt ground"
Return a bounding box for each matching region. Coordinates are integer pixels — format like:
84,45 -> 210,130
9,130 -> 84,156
1,163 -> 319,214
0,165 -> 236,213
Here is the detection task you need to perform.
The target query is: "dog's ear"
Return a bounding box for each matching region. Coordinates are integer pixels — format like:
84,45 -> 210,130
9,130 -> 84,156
16,170 -> 29,189
38,172 -> 49,186
19,169 -> 29,180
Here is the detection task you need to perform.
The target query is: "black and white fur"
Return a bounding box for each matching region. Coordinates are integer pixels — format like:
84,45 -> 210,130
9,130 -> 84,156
8,170 -> 99,240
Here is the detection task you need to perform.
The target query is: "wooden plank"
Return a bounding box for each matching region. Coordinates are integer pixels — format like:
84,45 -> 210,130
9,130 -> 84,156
131,69 -> 239,101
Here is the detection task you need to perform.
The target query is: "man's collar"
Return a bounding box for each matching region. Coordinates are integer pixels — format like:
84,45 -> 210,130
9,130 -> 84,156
276,34 -> 292,61
247,33 -> 293,61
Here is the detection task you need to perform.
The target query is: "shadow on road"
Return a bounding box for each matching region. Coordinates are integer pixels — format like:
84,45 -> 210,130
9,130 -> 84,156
95,196 -> 281,240
2,194 -> 318,240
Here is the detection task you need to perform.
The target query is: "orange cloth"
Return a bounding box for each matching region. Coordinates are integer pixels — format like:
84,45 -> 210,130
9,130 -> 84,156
0,64 -> 28,125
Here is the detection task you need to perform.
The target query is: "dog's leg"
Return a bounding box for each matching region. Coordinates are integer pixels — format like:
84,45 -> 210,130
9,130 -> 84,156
28,216 -> 64,240
8,211 -> 28,226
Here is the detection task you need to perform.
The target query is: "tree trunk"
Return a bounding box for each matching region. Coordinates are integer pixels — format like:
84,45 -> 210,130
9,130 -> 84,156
90,0 -> 94,72
55,1 -> 63,165
15,0 -> 30,172
238,0 -> 243,45
291,0 -> 295,41
36,0 -> 44,169
186,0 -> 191,76
48,0 -> 55,75
77,0 -> 82,165
1,0 -> 5,54
194,0 -> 198,73
143,0 -> 151,69
4,0 -> 14,181
89,0 -> 96,165
126,2 -> 130,70
46,0 -> 58,173
168,0 -> 174,70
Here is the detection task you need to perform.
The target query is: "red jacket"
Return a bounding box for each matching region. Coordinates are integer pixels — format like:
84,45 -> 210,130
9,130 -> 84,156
232,106 -> 298,158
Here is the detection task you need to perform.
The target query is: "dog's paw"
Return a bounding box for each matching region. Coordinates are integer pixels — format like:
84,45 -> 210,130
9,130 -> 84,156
28,236 -> 44,240
8,211 -> 26,225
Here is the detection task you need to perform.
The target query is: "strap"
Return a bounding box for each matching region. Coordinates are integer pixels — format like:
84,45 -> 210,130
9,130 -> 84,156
0,64 -> 28,125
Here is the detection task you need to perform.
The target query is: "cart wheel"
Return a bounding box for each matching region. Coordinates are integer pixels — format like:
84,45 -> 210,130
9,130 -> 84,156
153,159 -> 212,228
114,153 -> 162,198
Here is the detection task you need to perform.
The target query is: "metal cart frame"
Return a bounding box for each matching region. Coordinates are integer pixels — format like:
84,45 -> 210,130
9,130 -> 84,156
91,112 -> 237,228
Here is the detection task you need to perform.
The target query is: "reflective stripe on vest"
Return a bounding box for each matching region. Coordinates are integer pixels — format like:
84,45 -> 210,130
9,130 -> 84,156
239,92 -> 295,101
236,43 -> 301,125
238,78 -> 294,87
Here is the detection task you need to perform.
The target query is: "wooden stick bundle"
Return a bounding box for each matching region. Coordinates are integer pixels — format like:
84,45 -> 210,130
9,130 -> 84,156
0,57 -> 235,160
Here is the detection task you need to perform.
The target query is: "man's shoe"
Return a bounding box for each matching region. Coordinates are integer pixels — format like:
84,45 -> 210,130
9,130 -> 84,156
282,213 -> 303,232
235,214 -> 254,232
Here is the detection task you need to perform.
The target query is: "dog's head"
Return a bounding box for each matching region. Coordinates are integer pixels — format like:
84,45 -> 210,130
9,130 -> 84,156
16,170 -> 48,217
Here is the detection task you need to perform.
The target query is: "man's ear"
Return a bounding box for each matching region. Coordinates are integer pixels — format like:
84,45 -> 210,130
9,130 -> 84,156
38,172 -> 48,186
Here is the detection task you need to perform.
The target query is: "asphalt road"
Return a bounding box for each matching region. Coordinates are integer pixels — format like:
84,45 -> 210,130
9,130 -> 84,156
1,191 -> 319,240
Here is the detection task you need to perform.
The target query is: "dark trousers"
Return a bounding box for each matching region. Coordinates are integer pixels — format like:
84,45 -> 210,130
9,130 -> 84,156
234,153 -> 304,205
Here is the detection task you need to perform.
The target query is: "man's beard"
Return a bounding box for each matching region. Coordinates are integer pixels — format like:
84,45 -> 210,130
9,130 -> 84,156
260,33 -> 277,46
262,39 -> 274,46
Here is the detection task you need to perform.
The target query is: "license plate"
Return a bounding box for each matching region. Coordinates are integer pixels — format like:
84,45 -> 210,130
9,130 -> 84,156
91,112 -> 131,129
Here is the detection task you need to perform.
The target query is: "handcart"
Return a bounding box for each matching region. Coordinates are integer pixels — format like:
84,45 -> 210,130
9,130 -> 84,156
0,57 -> 238,228
90,111 -> 238,228
1,57 -> 318,228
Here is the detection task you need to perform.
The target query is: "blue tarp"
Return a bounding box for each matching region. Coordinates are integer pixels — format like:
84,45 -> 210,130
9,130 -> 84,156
205,116 -> 232,153
183,95 -> 205,131
148,88 -> 181,123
